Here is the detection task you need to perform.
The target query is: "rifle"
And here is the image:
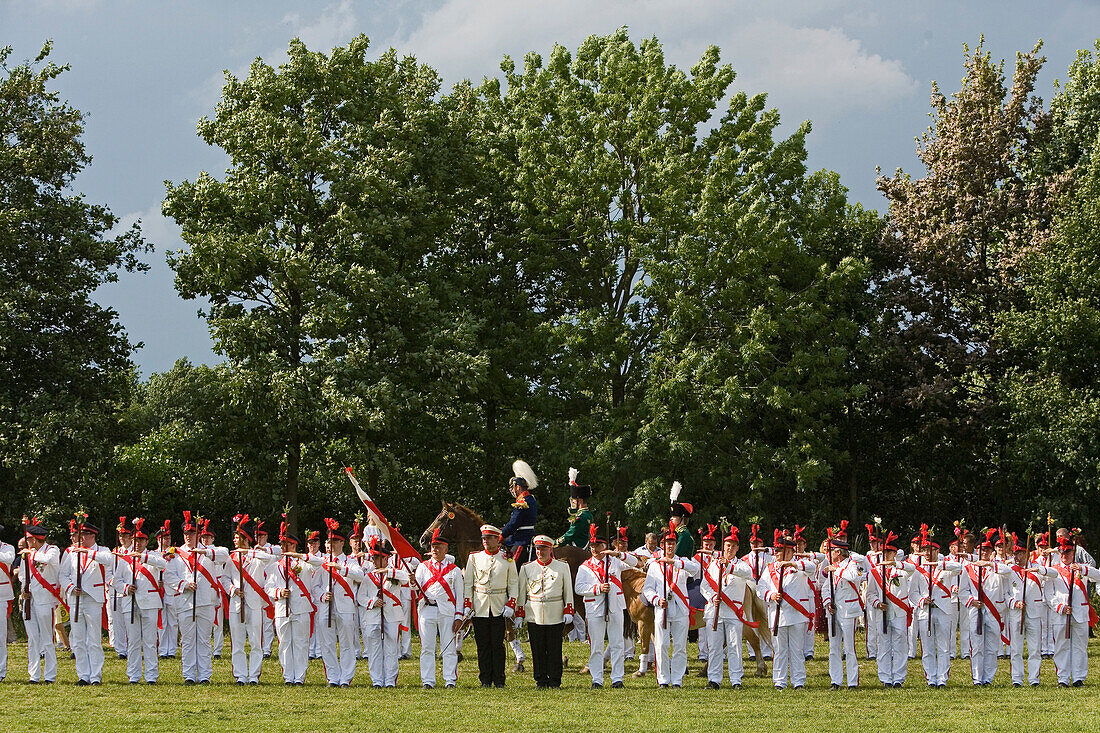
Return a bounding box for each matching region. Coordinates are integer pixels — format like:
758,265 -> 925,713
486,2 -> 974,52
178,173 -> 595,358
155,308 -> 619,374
826,531 -> 835,638
712,556 -> 725,632
976,565 -> 984,636
130,553 -> 138,625
284,555 -> 291,615
23,550 -> 32,621
880,558 -> 888,635
192,546 -> 198,622
1020,534 -> 1029,638
328,551 -> 334,629
772,564 -> 786,636
926,558 -> 934,635
1065,567 -> 1075,640
604,512 -> 611,622
74,517 -> 85,621
237,549 -> 246,623
662,558 -> 669,630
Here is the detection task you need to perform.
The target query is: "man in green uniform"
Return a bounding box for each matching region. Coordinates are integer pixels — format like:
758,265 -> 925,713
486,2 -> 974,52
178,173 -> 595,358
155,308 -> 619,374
669,481 -> 695,558
556,467 -> 593,548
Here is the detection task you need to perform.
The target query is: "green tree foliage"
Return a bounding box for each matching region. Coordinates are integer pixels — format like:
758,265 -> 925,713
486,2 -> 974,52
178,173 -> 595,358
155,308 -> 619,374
481,30 -> 877,532
163,36 -> 486,532
0,42 -> 147,530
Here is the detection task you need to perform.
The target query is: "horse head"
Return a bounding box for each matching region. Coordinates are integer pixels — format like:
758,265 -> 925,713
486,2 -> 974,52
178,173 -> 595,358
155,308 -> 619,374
419,502 -> 453,551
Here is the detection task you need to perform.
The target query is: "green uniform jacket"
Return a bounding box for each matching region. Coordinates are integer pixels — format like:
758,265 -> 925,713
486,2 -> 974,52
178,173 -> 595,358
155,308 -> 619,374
675,526 -> 695,558
557,508 -> 594,547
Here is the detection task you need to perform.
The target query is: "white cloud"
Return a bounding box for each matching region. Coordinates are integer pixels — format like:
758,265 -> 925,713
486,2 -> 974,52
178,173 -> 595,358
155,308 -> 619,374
191,0 -> 359,110
283,0 -> 358,52
388,0 -> 917,118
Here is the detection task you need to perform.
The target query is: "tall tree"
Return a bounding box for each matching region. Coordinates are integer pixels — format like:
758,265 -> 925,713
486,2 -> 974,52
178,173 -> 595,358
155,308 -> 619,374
0,42 -> 147,530
873,39 -> 1060,525
164,36 -> 484,531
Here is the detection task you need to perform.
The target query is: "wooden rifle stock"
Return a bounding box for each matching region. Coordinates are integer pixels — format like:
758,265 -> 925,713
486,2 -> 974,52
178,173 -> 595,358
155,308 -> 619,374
283,555 -> 291,615
826,542 -> 835,638
328,552 -> 334,628
662,559 -> 668,630
926,559 -> 933,635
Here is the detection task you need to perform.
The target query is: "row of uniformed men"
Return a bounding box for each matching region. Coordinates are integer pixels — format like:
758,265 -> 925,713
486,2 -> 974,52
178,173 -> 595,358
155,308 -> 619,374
637,521 -> 1097,689
2,514 -> 434,687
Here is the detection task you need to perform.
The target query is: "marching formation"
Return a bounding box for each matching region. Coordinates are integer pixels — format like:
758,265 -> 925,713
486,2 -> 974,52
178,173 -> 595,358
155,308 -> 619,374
1,464 -> 1097,691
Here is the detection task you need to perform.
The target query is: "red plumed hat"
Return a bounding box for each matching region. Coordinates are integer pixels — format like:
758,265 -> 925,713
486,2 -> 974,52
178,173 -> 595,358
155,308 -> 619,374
182,511 -> 196,532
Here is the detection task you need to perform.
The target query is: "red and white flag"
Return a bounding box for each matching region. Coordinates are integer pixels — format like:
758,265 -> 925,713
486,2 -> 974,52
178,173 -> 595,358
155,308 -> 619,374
344,467 -> 421,561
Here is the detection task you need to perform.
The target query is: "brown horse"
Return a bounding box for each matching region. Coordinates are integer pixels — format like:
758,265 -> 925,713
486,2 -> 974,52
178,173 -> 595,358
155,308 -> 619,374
619,565 -> 772,678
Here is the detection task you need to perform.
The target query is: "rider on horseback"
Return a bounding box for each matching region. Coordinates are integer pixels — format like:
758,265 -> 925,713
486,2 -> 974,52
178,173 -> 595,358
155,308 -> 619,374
556,468 -> 593,549
502,461 -> 539,564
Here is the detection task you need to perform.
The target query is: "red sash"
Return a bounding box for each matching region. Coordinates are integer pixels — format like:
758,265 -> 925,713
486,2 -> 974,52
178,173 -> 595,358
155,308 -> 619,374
768,565 -> 813,621
329,566 -> 356,600
966,566 -> 1010,643
131,559 -> 166,629
232,552 -> 275,621
28,551 -> 66,608
664,566 -> 691,609
184,550 -> 221,595
868,564 -> 912,626
915,563 -> 954,599
420,562 -> 458,606
703,567 -> 759,628
286,564 -> 317,634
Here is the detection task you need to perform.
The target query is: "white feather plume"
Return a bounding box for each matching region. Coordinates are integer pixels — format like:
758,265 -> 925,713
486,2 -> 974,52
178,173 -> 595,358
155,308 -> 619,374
512,460 -> 538,490
568,467 -> 579,485
670,480 -> 682,502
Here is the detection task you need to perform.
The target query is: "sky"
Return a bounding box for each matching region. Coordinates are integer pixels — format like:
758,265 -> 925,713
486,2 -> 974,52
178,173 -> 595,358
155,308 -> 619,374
5,0 -> 1100,376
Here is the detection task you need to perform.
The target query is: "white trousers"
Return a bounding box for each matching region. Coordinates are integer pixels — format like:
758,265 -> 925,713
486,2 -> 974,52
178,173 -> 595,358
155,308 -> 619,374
262,614 -> 275,655
772,623 -> 808,687
418,605 -> 458,686
918,607 -> 953,685
1052,615 -> 1088,684
364,619 -> 401,686
317,608 -> 357,685
158,602 -> 178,656
826,614 -> 859,686
108,601 -> 128,653
25,602 -> 58,682
70,599 -> 105,682
705,618 -> 744,685
1040,607 -> 1054,655
907,608 -> 920,657
587,608 -> 625,684
653,613 -> 689,686
956,601 -> 972,657
179,605 -> 215,682
865,606 -> 881,658
967,607 -> 1001,684
126,606 -> 160,682
400,603 -> 412,657
275,613 -> 311,683
229,604 -> 266,683
1007,610 -> 1042,685
212,603 -> 224,655
876,615 -> 908,684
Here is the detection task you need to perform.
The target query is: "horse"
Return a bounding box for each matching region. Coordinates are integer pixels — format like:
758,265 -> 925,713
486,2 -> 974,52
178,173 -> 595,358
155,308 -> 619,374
619,566 -> 772,678
420,502 -> 771,677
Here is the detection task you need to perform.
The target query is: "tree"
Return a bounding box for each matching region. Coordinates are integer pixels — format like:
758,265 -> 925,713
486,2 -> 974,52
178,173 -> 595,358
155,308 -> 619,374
0,42 -> 147,530
163,36 -> 484,532
872,40 -> 1060,527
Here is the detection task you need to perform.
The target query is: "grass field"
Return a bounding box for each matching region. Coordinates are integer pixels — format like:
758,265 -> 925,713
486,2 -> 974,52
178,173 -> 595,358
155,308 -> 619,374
3,631 -> 1099,732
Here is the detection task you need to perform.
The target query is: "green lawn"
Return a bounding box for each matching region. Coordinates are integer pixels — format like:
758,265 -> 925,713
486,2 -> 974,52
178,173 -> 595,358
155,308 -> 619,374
3,632 -> 1098,732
